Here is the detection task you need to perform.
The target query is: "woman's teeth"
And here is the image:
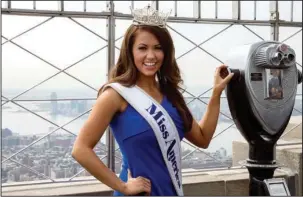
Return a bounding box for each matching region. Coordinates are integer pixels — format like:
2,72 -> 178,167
144,62 -> 156,67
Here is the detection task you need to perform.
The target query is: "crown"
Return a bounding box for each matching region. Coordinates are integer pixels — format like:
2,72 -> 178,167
130,5 -> 171,28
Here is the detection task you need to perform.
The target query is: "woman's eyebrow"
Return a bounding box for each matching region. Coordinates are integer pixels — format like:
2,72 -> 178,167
138,43 -> 147,46
137,43 -> 161,47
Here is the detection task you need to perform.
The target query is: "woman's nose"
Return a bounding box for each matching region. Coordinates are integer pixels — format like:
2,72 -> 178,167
146,49 -> 156,59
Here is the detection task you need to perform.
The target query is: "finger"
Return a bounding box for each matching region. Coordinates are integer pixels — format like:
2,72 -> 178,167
142,177 -> 151,184
137,178 -> 150,191
215,65 -> 229,77
136,176 -> 151,189
141,184 -> 150,194
220,69 -> 229,79
143,184 -> 151,195
144,180 -> 151,189
217,64 -> 227,69
219,64 -> 228,69
138,176 -> 150,183
137,176 -> 144,181
143,181 -> 151,190
215,64 -> 227,73
128,169 -> 132,179
222,73 -> 234,84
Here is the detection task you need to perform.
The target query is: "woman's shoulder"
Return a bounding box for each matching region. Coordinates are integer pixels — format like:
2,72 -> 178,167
100,83 -> 128,112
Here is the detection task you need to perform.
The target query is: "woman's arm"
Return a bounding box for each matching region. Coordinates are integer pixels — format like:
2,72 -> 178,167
185,65 -> 234,148
72,87 -> 151,195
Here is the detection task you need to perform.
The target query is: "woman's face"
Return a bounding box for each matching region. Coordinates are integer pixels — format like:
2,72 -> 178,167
132,30 -> 164,78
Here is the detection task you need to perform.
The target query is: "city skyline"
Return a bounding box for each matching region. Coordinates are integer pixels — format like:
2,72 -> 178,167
2,89 -> 302,142
2,126 -> 232,184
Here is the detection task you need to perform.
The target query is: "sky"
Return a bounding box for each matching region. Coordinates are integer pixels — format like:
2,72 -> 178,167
1,1 -> 302,98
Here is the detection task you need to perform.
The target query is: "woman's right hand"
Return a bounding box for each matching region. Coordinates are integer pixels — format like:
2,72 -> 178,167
123,170 -> 151,196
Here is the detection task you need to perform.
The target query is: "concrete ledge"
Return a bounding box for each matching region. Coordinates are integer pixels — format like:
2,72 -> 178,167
232,141 -> 302,196
182,172 -> 225,196
2,180 -> 113,196
281,116 -> 302,140
276,145 -> 302,195
2,167 -> 297,196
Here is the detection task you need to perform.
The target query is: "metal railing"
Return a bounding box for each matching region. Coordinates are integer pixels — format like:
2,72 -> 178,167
1,0 -> 302,186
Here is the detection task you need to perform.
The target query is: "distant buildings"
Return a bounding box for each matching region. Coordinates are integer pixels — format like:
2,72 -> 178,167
2,128 -> 232,183
49,92 -> 88,116
50,92 -> 58,115
1,130 -> 109,183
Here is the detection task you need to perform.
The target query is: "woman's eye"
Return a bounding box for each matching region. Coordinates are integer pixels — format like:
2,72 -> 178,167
138,47 -> 146,50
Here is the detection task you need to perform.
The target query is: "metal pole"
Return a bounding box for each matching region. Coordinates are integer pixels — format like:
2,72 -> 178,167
290,1 -> 294,22
151,0 -> 159,10
270,1 -> 279,41
106,0 -> 116,172
215,1 -> 218,19
33,1 -> 36,10
193,0 -> 201,19
254,1 -> 256,20
0,5 -> 2,193
174,0 -> 177,17
58,0 -> 64,12
7,0 -> 11,9
232,1 -> 240,20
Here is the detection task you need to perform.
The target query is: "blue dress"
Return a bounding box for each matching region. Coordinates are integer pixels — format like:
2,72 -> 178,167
109,95 -> 185,196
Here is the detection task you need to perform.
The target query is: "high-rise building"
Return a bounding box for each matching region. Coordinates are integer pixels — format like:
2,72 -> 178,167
44,156 -> 51,177
50,92 -> 58,115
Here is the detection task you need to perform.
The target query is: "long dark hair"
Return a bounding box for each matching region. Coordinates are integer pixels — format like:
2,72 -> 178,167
98,24 -> 193,133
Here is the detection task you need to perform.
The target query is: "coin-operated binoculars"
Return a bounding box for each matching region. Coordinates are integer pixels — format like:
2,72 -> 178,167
223,41 -> 302,196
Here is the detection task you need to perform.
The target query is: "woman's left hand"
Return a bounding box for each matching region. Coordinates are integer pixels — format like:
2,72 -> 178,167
213,64 -> 234,96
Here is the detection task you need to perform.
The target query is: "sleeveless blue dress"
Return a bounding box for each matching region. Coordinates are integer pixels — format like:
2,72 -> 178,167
109,95 -> 185,196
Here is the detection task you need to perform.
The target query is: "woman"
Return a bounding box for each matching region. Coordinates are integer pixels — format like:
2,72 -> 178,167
72,6 -> 234,196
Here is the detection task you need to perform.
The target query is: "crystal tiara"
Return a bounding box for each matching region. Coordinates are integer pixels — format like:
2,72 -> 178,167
130,5 -> 171,28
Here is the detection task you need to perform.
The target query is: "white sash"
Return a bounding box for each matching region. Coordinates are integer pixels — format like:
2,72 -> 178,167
104,83 -> 183,196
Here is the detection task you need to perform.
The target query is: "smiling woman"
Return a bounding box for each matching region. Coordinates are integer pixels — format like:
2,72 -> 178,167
71,5 -> 234,196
